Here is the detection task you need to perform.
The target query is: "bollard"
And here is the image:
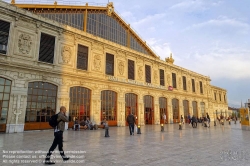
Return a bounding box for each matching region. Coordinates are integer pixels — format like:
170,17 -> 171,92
214,121 -> 216,126
104,125 -> 110,137
179,123 -> 182,130
137,125 -> 141,134
229,120 -> 231,125
161,124 -> 164,132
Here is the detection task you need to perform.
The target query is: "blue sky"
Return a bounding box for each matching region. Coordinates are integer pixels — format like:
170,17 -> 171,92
108,0 -> 250,108
10,0 -> 250,107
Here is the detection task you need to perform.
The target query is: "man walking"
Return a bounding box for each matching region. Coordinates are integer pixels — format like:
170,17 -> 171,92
127,112 -> 136,135
206,112 -> 210,128
45,106 -> 70,165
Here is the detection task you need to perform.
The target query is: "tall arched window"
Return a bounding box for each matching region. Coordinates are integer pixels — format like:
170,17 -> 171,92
144,95 -> 154,124
0,77 -> 11,132
101,90 -> 117,126
25,82 -> 57,130
200,102 -> 205,117
159,97 -> 167,124
183,100 -> 189,123
172,98 -> 179,123
125,93 -> 138,125
69,86 -> 91,124
192,101 -> 198,118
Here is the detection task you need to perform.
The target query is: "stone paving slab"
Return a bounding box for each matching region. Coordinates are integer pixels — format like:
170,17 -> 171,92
0,122 -> 249,166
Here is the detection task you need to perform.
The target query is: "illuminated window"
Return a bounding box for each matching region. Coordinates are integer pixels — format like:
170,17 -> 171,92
101,90 -> 117,122
26,82 -> 57,122
69,87 -> 91,122
0,77 -> 11,126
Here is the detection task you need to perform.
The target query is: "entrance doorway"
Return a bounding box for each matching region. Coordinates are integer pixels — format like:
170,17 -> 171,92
172,98 -> 179,123
144,95 -> 154,125
159,97 -> 167,124
183,100 -> 189,123
125,93 -> 138,126
101,90 -> 117,126
25,82 -> 57,130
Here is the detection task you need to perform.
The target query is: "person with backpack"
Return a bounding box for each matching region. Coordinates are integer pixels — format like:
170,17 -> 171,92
126,112 -> 136,135
45,106 -> 70,165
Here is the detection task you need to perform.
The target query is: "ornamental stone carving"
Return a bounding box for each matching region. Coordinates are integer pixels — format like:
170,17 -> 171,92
138,66 -> 143,79
118,61 -> 124,75
61,46 -> 72,63
94,54 -> 101,71
18,33 -> 32,54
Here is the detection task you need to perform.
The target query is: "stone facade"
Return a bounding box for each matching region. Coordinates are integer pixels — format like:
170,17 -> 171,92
0,1 -> 228,133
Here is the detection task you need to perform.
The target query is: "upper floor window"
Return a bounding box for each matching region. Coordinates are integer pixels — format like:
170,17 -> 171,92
191,79 -> 195,92
39,33 -> 55,64
128,59 -> 135,80
159,69 -> 165,86
214,93 -> 217,100
182,76 -> 187,90
106,53 -> 114,75
199,81 -> 203,94
77,44 -> 88,70
145,65 -> 151,83
0,20 -> 10,54
172,73 -> 177,88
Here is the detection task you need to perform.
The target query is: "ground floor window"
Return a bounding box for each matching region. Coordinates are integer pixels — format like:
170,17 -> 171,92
101,90 -> 117,125
69,86 -> 91,122
0,77 -> 11,131
25,82 -> 57,123
159,97 -> 167,123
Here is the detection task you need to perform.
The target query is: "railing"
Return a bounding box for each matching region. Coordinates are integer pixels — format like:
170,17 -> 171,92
5,0 -> 106,6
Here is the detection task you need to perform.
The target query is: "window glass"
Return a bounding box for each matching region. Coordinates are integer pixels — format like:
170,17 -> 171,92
25,82 -> 57,122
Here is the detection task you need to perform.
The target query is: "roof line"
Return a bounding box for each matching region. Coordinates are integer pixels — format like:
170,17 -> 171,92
13,3 -> 158,58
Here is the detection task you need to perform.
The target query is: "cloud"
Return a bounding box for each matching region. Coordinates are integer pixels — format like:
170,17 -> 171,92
184,16 -> 250,33
169,0 -> 222,12
177,46 -> 250,79
146,38 -> 172,59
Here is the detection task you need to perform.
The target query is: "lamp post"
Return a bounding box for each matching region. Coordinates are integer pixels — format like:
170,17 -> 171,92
161,123 -> 164,132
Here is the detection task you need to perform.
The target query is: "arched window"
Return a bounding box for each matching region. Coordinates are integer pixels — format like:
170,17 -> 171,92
183,100 -> 189,122
69,86 -> 91,123
125,93 -> 138,125
172,98 -> 179,123
192,101 -> 198,117
101,90 -> 117,126
25,82 -> 57,130
200,102 -> 205,117
159,97 -> 167,124
0,77 -> 11,132
144,95 -> 154,124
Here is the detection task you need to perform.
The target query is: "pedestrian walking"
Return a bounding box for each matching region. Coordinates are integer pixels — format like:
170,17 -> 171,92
163,113 -> 166,124
45,106 -> 70,165
181,115 -> 184,124
126,112 -> 136,135
206,112 -> 210,128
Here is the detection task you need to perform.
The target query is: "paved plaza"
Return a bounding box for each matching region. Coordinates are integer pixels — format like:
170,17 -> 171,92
0,122 -> 249,166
